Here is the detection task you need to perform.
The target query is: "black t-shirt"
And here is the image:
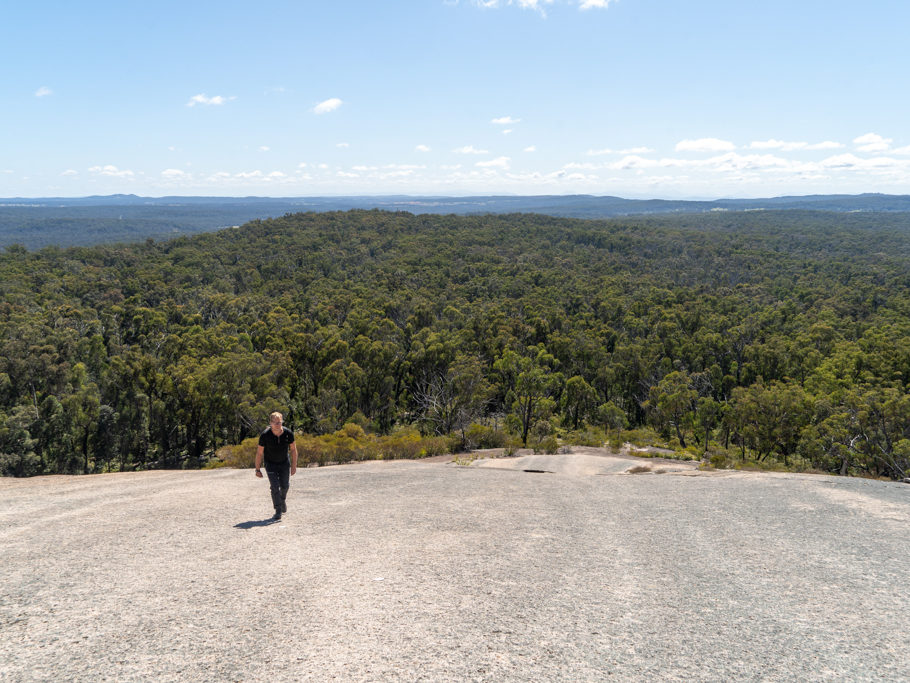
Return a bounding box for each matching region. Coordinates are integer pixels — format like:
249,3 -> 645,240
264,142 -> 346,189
259,426 -> 294,463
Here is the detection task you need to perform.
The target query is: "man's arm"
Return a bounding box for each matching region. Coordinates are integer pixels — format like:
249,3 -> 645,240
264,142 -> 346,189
290,443 -> 298,476
255,445 -> 264,477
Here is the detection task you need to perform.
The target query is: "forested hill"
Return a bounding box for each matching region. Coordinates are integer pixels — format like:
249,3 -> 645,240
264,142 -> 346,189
1,209 -> 908,479
3,193 -> 910,249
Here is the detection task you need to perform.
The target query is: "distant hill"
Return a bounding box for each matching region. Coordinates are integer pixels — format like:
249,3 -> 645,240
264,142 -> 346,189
2,193 -> 910,249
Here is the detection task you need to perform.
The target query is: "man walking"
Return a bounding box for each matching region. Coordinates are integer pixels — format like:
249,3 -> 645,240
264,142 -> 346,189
255,412 -> 298,520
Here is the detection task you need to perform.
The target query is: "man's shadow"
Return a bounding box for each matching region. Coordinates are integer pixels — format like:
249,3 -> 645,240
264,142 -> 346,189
234,518 -> 281,530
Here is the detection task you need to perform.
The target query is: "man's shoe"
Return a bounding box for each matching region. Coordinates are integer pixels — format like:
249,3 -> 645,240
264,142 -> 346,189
281,500 -> 287,513
273,510 -> 282,521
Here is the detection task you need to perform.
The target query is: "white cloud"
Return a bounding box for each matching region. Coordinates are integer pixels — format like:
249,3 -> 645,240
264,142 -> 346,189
818,153 -> 909,171
259,146 -> 270,152
749,139 -> 806,151
468,0 -> 613,10
454,145 -> 489,154
502,129 -> 513,135
750,139 -> 845,152
416,144 -> 431,152
807,141 -> 844,150
892,145 -> 910,156
88,165 -> 134,177
161,169 -> 187,178
853,132 -> 892,152
268,171 -> 286,178
491,116 -> 520,125
314,97 -> 343,114
235,170 -> 263,179
336,142 -> 350,148
61,169 -> 78,176
337,171 -> 359,178
297,162 -> 308,169
609,155 -> 660,170
35,86 -> 52,98
186,93 -> 234,107
587,146 -> 654,156
676,138 -> 736,153
476,156 -> 511,168
524,146 -> 536,152
478,0 -> 552,12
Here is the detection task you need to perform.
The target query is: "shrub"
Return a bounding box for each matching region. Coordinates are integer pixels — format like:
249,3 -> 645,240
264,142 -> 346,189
564,427 -> 606,447
709,453 -> 729,469
464,423 -> 509,449
503,436 -> 522,456
533,435 -> 559,454
419,436 -> 449,457
0,451 -> 41,477
212,437 -> 259,468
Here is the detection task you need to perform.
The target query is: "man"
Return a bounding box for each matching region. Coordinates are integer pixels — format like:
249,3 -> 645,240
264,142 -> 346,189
255,412 -> 298,520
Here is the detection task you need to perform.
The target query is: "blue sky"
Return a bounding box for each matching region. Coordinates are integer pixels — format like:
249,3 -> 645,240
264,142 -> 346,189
3,0 -> 910,199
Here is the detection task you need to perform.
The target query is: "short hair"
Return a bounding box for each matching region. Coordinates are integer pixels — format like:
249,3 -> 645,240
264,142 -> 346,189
269,411 -> 284,424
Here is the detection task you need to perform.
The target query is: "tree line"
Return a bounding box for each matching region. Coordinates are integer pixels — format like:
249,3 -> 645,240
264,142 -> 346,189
0,209 -> 908,479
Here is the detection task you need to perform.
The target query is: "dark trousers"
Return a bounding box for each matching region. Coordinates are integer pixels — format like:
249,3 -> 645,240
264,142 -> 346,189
264,459 -> 290,511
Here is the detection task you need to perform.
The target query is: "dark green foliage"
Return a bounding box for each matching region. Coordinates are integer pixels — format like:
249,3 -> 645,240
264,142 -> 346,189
0,209 -> 908,478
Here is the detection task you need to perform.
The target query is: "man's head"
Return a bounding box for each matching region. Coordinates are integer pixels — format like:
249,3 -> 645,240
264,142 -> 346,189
269,412 -> 284,433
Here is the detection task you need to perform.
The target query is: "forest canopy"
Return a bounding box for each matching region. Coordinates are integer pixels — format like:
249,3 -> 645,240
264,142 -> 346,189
1,209 -> 908,479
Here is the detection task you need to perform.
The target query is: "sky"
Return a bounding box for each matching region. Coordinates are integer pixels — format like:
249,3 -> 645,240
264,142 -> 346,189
3,0 -> 910,199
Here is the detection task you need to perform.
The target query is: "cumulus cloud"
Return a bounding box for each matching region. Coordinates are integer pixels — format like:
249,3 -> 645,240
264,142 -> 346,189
161,169 -> 187,178
749,139 -> 806,151
853,133 -> 892,152
469,0 -> 612,13
61,169 -> 78,176
186,93 -> 234,107
587,146 -> 654,156
88,165 -> 134,177
491,116 -> 520,125
490,0 -> 553,14
676,138 -> 736,153
524,146 -> 537,152
35,86 -> 52,98
749,139 -> 845,152
892,145 -> 910,156
807,141 -> 844,150
259,146 -> 270,152
416,144 -> 431,152
454,145 -> 489,154
468,0 -> 614,10
314,97 -> 343,114
502,129 -> 513,135
476,156 -> 511,168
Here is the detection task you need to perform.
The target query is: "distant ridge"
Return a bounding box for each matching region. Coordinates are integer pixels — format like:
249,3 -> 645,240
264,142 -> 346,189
2,193 -> 910,249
